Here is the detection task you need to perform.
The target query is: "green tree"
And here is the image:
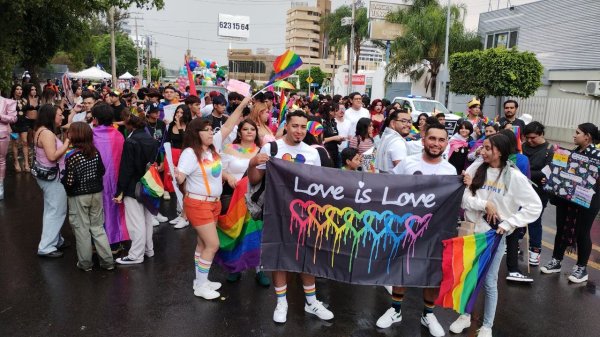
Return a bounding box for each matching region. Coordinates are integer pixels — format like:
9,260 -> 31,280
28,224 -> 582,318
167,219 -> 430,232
321,5 -> 374,74
384,0 -> 481,98
94,33 -> 138,76
297,67 -> 327,91
449,48 -> 543,107
0,0 -> 163,92
142,58 -> 165,82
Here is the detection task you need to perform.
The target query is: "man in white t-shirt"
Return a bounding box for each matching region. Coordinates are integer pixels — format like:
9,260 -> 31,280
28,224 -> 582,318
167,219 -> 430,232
378,123 -> 453,337
344,92 -> 370,138
375,109 -> 423,173
248,110 -> 333,324
69,91 -> 96,125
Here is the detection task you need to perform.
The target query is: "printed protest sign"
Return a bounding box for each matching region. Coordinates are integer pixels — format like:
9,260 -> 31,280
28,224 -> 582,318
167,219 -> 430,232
544,147 -> 600,208
261,159 -> 465,286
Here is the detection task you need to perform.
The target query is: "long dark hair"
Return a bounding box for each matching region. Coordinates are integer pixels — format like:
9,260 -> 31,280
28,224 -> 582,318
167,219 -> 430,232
498,129 -> 518,154
69,122 -> 97,159
10,84 -> 23,99
176,104 -> 192,126
318,102 -> 334,121
355,117 -> 373,141
24,83 -> 38,99
34,104 -> 58,132
469,133 -> 512,195
233,118 -> 261,146
577,123 -> 599,145
183,118 -> 218,161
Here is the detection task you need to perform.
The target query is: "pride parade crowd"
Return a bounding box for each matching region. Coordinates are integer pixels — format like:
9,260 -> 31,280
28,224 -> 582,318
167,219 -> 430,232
0,79 -> 598,337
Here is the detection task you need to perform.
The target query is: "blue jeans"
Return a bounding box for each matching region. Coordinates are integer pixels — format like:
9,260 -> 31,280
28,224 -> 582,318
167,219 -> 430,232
528,199 -> 548,250
482,235 -> 506,328
36,178 -> 67,254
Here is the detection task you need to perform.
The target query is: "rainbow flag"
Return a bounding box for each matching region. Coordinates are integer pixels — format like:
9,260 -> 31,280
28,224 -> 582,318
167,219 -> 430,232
309,92 -> 317,102
435,231 -> 502,314
410,124 -> 420,135
138,164 -> 164,215
513,126 -> 522,153
266,50 -> 303,87
215,177 -> 263,273
278,90 -> 288,126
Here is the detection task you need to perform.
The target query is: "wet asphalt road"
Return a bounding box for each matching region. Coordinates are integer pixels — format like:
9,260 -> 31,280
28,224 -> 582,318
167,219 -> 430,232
1,171 -> 600,337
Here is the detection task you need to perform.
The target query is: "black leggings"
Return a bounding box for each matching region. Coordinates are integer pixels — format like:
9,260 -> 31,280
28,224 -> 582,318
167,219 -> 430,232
553,200 -> 598,266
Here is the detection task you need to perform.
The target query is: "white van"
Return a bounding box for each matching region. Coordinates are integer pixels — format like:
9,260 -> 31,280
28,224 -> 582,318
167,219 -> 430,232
392,96 -> 461,135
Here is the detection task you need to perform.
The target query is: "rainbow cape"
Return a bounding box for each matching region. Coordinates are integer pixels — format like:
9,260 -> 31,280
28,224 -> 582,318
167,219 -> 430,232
278,90 -> 288,126
513,125 -> 522,153
215,176 -> 263,273
266,50 -> 303,87
436,231 -> 502,314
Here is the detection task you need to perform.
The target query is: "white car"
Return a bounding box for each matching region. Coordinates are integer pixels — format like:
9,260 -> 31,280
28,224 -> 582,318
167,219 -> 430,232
392,96 -> 461,135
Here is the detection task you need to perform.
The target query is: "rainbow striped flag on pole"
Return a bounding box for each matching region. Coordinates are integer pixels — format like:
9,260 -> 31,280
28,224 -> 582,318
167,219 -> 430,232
435,231 -> 502,314
265,50 -> 303,88
278,90 -> 288,126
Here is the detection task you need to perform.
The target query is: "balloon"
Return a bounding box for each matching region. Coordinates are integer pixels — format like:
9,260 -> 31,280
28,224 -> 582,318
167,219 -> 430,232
199,60 -> 206,68
189,60 -> 198,70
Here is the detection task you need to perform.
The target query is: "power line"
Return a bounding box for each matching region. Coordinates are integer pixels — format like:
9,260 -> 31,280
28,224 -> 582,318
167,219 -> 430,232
140,29 -> 285,46
140,18 -> 284,26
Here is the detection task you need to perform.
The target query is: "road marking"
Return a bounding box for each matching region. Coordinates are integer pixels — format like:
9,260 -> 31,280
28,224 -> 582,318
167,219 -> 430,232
541,240 -> 600,271
542,226 -> 600,253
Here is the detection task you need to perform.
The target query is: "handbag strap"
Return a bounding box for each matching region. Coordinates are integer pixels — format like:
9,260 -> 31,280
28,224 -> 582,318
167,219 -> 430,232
198,159 -> 212,196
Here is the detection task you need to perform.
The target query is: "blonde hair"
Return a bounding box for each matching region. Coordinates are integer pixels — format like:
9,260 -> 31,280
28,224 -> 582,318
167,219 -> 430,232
249,101 -> 273,137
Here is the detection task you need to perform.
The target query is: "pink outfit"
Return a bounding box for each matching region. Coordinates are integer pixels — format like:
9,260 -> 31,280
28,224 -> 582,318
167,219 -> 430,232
0,97 -> 17,180
35,130 -> 65,171
261,134 -> 276,146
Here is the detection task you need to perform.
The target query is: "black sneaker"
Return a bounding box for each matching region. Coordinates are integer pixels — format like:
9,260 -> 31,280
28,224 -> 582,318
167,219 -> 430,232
568,265 -> 588,283
540,258 -> 561,274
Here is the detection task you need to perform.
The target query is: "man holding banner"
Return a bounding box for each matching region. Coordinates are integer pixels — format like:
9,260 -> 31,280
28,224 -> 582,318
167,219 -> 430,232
375,123 -> 457,336
248,110 -> 334,324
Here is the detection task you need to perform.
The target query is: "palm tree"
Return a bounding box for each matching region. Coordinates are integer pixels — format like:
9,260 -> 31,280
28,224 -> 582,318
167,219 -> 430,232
385,0 -> 481,98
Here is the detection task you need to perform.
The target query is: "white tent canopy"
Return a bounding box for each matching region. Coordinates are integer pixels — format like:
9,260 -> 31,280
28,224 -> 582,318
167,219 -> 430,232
119,72 -> 134,80
72,67 -> 112,80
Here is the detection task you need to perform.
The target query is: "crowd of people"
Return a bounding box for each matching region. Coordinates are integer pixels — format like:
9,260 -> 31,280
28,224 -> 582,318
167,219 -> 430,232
0,78 -> 598,337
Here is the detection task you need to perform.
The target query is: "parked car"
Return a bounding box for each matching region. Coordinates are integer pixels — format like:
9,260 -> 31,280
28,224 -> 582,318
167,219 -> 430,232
392,95 -> 461,135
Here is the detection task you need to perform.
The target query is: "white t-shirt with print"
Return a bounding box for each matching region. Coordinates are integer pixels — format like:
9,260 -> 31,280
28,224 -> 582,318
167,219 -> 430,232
393,154 -> 457,175
177,132 -> 223,197
257,139 -> 321,170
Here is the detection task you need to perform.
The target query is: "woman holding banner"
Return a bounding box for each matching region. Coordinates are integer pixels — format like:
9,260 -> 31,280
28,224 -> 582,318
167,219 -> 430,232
216,118 -> 270,286
451,133 -> 541,337
174,96 -> 249,300
541,123 -> 600,283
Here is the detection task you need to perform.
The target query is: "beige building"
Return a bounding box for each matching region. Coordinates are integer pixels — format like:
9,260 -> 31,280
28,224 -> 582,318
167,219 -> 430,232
227,49 -> 276,82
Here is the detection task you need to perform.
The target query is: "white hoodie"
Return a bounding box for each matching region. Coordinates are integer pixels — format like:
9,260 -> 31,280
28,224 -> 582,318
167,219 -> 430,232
462,160 -> 542,234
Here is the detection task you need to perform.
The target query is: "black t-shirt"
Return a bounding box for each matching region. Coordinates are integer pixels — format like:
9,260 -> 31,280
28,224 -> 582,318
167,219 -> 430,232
206,114 -> 228,133
146,120 -> 166,143
498,117 -> 526,130
112,102 -> 126,122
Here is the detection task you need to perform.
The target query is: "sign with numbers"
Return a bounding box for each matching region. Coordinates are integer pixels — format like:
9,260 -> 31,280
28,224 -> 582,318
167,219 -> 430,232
218,14 -> 250,39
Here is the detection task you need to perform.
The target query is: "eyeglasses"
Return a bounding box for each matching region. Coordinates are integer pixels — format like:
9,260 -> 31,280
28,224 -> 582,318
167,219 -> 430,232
395,119 -> 412,124
200,128 -> 213,133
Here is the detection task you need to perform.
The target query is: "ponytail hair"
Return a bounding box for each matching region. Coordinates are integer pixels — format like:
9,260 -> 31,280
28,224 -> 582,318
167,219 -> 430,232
469,134 -> 512,195
578,123 -> 599,145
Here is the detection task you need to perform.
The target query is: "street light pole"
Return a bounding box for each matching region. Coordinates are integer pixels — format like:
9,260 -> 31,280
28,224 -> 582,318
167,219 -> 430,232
348,0 -> 355,96
440,0 -> 451,104
109,7 -> 117,89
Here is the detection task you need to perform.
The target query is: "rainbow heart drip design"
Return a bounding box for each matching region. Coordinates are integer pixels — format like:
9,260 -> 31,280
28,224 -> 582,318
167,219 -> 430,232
230,144 -> 257,155
289,199 -> 432,274
202,157 -> 222,178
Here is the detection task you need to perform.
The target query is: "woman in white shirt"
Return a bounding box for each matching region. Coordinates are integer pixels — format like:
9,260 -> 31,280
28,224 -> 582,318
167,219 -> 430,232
218,119 -> 270,286
449,133 -> 541,337
175,95 -> 250,300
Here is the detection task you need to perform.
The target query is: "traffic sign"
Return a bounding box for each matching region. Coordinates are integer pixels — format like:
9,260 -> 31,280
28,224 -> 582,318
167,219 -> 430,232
306,76 -> 313,84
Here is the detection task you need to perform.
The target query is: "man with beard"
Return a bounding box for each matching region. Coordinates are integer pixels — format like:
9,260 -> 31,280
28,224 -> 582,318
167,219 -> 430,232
248,110 -> 334,324
376,123 -> 455,337
375,109 -> 422,173
498,100 -> 525,130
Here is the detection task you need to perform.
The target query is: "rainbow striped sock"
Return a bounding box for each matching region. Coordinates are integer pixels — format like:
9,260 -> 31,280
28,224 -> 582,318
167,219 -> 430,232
194,253 -> 202,279
392,292 -> 404,313
275,285 -> 287,305
303,284 -> 316,305
423,300 -> 435,316
195,256 -> 212,286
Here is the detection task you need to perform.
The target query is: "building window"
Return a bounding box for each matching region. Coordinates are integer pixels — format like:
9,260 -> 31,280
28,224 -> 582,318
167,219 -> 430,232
485,30 -> 518,49
228,60 -> 266,74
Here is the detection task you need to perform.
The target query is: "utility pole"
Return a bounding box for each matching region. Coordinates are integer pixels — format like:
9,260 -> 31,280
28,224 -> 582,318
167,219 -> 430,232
133,16 -> 142,88
348,0 -> 355,95
439,0 -> 451,105
146,36 -> 151,86
109,7 -> 117,89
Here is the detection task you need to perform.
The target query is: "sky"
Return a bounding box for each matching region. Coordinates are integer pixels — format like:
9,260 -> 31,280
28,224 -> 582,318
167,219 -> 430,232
132,0 -> 538,70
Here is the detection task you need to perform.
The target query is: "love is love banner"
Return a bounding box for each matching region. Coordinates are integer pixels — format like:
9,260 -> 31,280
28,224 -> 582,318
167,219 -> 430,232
261,159 -> 465,286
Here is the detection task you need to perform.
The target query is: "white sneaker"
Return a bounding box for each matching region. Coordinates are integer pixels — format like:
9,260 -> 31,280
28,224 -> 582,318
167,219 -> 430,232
528,249 -> 541,266
173,218 -> 189,229
163,193 -> 171,200
115,256 -> 144,265
421,313 -> 445,336
477,326 -> 492,337
169,216 -> 183,225
273,302 -> 288,323
384,285 -> 393,295
155,213 -> 168,222
151,217 -> 160,227
193,282 -> 220,300
193,279 -> 222,291
304,300 -> 334,320
449,314 -> 471,334
506,272 -> 533,283
376,307 -> 402,329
